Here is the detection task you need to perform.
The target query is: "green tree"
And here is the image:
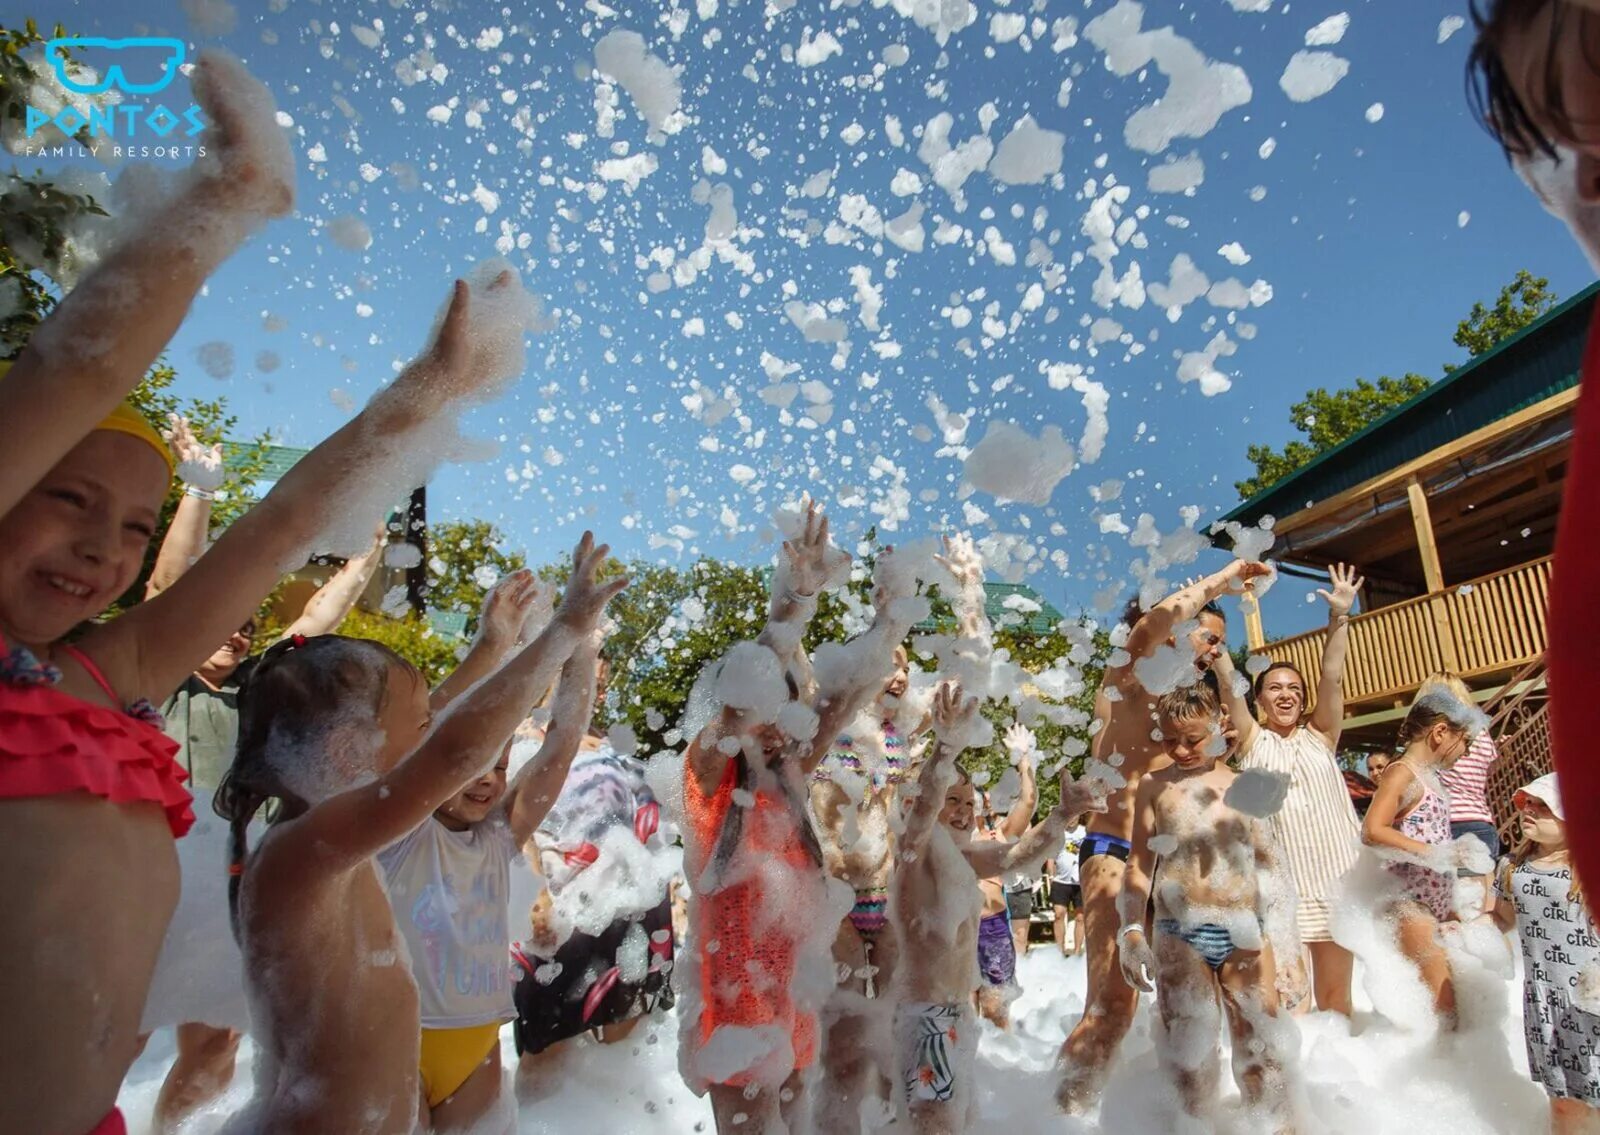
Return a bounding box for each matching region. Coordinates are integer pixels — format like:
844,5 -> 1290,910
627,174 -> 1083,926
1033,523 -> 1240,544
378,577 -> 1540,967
333,608 -> 465,687
1451,270 -> 1558,360
1236,271 -> 1561,500
424,519 -> 527,628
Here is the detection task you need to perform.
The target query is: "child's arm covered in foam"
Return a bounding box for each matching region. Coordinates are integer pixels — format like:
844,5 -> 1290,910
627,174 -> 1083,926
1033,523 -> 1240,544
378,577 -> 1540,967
273,535 -> 622,872
0,54 -> 292,520
962,771 -> 1104,878
505,631 -> 601,846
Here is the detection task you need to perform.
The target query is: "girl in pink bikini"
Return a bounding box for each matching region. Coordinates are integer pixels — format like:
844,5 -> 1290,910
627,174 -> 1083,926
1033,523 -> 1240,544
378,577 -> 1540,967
1362,690 -> 1487,1028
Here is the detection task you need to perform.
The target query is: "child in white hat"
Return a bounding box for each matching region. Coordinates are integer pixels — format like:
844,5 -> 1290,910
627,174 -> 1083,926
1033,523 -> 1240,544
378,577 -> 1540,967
1491,772 -> 1600,1134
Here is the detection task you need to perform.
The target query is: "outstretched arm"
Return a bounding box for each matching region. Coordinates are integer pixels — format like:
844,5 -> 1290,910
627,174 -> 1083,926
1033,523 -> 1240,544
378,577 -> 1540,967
145,416 -> 226,599
275,534 -> 624,873
962,772 -> 1105,878
282,526 -> 388,640
431,569 -> 551,710
0,54 -> 292,521
757,497 -> 837,691
996,723 -> 1038,839
900,682 -> 974,857
1113,779 -> 1161,992
935,532 -> 992,652
1309,563 -> 1362,750
506,631 -> 602,845
94,271 -> 536,704
1211,652 -> 1261,756
1122,561 -> 1271,671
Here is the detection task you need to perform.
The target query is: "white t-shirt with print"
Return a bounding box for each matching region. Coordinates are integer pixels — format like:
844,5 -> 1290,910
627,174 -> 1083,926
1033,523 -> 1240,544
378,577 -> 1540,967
1052,826 -> 1086,885
378,816 -> 521,1029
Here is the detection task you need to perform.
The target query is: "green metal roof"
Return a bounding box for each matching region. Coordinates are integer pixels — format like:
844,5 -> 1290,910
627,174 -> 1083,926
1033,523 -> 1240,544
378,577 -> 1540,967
915,581 -> 1064,636
1214,279 -> 1600,537
222,442 -> 310,482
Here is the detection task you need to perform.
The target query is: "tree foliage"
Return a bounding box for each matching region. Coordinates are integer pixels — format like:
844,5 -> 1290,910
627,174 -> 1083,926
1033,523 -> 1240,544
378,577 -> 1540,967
1451,270 -> 1558,360
1237,272 -> 1562,500
424,519 -> 527,630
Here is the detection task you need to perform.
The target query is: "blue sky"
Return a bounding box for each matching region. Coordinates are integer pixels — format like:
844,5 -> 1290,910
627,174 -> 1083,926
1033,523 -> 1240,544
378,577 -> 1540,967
22,0 -> 1596,639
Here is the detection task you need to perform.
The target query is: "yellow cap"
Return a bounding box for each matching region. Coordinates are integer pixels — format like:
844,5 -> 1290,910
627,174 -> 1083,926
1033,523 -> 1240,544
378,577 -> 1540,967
0,357 -> 176,478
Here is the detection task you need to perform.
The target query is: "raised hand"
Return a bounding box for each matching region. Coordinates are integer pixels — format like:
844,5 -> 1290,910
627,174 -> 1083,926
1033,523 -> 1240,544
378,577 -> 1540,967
1317,563 -> 1364,619
1004,722 -> 1036,757
402,272 -> 524,412
187,51 -> 295,220
931,679 -> 977,735
165,413 -> 225,490
1056,768 -> 1110,821
554,532 -> 628,632
934,532 -> 984,590
780,496 -> 833,597
1118,928 -> 1157,993
870,545 -> 914,611
1224,559 -> 1275,592
477,569 -> 547,651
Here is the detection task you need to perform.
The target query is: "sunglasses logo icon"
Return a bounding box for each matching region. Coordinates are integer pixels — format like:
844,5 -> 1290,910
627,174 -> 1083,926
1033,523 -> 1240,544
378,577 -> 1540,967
46,37 -> 186,96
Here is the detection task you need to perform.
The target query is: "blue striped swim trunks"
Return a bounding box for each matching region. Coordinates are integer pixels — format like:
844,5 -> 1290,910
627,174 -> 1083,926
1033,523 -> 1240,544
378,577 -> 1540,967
1154,918 -> 1239,970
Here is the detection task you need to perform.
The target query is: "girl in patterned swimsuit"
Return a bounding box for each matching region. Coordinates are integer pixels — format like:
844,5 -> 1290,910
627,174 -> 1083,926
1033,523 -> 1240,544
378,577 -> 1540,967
1362,690 -> 1489,1027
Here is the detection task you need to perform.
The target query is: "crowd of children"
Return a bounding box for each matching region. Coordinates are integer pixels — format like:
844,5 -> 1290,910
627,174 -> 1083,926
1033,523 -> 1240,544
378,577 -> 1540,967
7,8 -> 1600,1133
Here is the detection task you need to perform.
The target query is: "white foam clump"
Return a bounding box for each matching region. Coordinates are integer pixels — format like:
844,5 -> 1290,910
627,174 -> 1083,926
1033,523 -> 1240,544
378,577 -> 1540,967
326,214 -> 373,252
1132,642 -> 1196,697
964,420 -> 1075,505
1279,50 -> 1350,103
987,115 -> 1066,185
182,50 -> 297,240
1305,13 -> 1349,46
1084,0 -> 1253,154
1224,768 -> 1291,818
1148,152 -> 1204,194
594,30 -> 683,137
712,641 -> 789,723
310,259 -> 547,556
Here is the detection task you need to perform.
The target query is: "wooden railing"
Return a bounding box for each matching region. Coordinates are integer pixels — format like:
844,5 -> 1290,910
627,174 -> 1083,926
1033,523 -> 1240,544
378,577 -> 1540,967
1253,556 -> 1552,707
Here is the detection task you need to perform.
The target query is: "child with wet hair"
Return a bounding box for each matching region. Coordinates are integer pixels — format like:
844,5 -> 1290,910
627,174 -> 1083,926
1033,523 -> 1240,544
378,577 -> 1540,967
892,681 -> 1105,1134
213,535 -> 623,1134
1490,773 -> 1600,1135
1116,683 -> 1299,1134
1362,689 -> 1491,1027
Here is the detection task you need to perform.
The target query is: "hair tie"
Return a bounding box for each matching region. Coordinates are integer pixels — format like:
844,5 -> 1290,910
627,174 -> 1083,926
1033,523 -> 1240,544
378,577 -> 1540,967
291,634 -> 307,648
228,862 -> 244,876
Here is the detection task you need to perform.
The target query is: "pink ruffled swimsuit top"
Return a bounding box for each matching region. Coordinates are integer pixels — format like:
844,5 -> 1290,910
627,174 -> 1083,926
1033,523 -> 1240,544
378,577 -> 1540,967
0,634 -> 193,838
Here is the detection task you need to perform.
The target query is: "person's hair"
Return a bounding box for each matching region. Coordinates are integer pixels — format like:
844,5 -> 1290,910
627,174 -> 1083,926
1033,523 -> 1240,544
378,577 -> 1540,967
1156,683 -> 1220,728
1503,801 -> 1584,905
1394,689 -> 1483,753
1416,671 -> 1474,707
1198,599 -> 1225,623
1466,0 -> 1576,160
213,634 -> 410,926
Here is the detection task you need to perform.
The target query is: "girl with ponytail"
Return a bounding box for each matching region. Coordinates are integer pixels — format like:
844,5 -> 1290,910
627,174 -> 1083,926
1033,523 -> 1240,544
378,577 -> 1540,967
1361,690 -> 1489,1027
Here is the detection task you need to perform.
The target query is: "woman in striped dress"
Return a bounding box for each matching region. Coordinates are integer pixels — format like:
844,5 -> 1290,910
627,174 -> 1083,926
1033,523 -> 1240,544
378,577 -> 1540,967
1216,563 -> 1364,1016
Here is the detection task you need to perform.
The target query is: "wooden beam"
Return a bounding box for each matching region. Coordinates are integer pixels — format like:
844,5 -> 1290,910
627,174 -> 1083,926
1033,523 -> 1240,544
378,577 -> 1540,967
1407,477 -> 1445,591
1269,387 -> 1578,542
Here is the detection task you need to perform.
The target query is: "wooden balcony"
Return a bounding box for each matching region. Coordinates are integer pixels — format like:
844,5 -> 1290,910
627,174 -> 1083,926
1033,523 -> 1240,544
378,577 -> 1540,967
1252,556 -> 1552,708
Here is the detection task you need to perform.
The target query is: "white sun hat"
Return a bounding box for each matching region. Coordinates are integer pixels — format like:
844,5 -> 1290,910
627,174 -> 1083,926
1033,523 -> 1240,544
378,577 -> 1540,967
1513,773 -> 1564,821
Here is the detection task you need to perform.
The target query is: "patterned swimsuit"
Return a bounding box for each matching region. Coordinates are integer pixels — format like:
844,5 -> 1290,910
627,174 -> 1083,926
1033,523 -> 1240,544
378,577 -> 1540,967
1385,767 -> 1454,921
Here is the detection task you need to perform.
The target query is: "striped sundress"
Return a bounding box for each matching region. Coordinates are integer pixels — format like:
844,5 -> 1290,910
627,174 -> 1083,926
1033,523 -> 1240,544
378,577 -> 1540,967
1240,725 -> 1361,943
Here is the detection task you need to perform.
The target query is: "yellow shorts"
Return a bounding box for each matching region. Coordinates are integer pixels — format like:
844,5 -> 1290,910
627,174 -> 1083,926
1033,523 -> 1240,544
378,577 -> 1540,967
419,1022 -> 502,1108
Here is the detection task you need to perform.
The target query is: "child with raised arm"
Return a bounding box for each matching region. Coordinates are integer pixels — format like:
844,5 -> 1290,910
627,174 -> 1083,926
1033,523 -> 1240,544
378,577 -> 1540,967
894,681 -> 1105,1133
213,534 -> 623,1134
1362,690 -> 1489,1028
0,52 -> 295,1135
973,723 -> 1039,1030
1055,560 -> 1269,1113
380,580 -> 604,1133
1490,774 -> 1600,1135
1116,684 -> 1298,1134
681,504 -> 923,1134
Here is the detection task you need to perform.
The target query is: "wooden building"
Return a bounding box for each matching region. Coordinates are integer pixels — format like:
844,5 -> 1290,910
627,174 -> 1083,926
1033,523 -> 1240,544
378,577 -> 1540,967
1209,282 -> 1597,828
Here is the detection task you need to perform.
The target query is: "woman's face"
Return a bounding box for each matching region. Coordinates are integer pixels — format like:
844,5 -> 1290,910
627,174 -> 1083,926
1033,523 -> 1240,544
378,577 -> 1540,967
0,432 -> 167,646
1259,668 -> 1305,729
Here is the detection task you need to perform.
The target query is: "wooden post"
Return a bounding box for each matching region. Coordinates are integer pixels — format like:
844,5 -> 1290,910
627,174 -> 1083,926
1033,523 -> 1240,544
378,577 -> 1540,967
1407,477 -> 1460,670
1243,593 -> 1266,652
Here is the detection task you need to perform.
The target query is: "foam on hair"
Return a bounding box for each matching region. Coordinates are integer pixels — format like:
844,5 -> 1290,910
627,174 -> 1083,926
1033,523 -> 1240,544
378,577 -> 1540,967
1395,688 -> 1491,751
1156,682 -> 1220,725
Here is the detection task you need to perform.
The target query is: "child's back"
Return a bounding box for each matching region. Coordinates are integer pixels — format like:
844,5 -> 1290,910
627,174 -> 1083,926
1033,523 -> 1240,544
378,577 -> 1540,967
236,840 -> 419,1132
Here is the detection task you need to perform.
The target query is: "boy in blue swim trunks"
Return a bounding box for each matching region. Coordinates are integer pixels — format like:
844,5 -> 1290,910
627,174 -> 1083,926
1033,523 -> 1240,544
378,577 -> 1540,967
1116,684 -> 1298,1133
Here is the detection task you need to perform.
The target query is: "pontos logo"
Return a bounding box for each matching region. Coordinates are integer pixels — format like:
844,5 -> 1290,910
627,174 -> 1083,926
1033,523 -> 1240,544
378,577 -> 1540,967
24,37 -> 206,155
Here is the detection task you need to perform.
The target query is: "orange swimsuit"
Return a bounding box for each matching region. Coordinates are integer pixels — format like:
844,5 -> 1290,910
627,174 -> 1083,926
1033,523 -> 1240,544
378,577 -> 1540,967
684,758 -> 821,1085
0,637 -> 193,837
